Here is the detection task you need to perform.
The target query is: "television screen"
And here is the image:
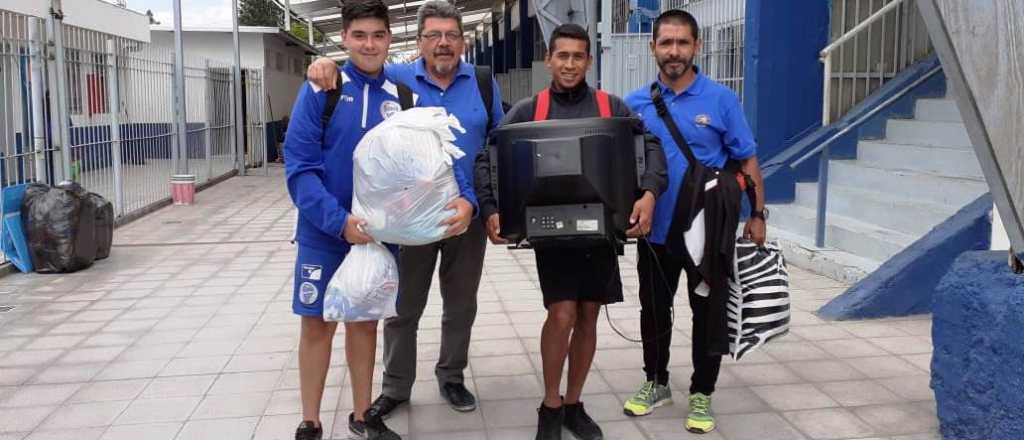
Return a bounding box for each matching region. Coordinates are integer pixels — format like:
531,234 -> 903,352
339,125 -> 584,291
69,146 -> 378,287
490,117 -> 644,246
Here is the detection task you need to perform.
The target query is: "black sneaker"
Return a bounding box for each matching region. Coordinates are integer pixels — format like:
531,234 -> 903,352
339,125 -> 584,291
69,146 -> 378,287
536,403 -> 563,440
367,394 -> 407,421
364,409 -> 402,440
564,402 -> 603,440
439,382 -> 477,412
295,420 -> 322,440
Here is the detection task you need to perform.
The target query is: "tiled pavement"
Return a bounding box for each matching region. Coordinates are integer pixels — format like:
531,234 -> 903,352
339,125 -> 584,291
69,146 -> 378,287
0,167 -> 940,440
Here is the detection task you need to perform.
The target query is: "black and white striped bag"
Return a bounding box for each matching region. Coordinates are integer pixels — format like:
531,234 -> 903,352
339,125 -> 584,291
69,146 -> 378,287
727,239 -> 790,360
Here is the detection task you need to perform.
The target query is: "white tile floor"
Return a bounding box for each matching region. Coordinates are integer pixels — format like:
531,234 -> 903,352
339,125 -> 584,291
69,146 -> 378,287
0,168 -> 940,439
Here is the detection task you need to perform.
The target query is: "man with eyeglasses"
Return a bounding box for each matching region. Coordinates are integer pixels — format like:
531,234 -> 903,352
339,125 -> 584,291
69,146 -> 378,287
306,0 -> 504,419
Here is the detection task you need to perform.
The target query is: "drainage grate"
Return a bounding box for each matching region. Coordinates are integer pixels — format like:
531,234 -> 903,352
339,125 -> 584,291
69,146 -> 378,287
0,306 -> 15,313
162,220 -> 183,225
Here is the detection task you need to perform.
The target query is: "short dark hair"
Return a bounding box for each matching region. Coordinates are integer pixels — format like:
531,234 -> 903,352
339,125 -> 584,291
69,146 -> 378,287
653,9 -> 699,41
547,23 -> 590,55
342,0 -> 390,32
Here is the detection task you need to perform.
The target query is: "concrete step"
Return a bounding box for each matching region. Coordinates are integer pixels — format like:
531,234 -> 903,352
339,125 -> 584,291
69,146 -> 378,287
886,119 -> 972,148
914,98 -> 962,122
857,140 -> 984,180
793,182 -> 958,237
767,204 -> 915,263
764,220 -> 879,284
828,160 -> 988,207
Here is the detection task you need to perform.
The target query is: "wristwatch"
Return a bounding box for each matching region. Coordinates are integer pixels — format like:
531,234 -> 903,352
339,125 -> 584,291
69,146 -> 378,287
750,208 -> 769,221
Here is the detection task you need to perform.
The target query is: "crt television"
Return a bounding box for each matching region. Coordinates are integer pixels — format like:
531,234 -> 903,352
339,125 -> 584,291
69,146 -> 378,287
489,116 -> 646,248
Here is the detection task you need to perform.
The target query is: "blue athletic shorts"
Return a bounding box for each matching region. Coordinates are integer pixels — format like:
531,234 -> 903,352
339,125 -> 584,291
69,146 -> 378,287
291,243 -> 400,317
292,245 -> 347,317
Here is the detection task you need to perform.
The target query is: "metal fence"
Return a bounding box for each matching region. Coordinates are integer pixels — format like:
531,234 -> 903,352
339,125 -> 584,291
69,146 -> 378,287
601,0 -> 746,98
824,0 -> 933,122
0,8 -> 262,265
1,13 -> 56,192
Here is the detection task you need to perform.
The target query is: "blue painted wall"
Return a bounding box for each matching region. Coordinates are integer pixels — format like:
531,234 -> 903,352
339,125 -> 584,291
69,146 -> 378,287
818,194 -> 994,319
6,122 -> 248,179
627,0 -> 660,33
742,0 -> 830,178
932,251 -> 1024,440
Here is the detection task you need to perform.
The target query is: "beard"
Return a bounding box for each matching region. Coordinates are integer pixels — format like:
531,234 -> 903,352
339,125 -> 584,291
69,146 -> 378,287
431,50 -> 458,75
657,55 -> 693,81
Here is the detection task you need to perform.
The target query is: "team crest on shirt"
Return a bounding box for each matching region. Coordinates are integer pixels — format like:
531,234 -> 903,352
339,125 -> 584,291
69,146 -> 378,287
381,100 -> 402,119
695,114 -> 711,127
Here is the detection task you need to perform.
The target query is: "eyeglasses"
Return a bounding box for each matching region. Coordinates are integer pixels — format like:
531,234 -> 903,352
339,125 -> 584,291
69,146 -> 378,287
420,31 -> 463,43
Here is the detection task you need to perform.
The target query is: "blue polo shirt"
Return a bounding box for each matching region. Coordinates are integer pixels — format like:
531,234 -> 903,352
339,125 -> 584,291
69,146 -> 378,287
385,59 -> 504,187
625,71 -> 757,245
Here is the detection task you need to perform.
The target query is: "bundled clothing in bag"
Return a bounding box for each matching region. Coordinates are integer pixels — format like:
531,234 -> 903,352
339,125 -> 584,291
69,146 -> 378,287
324,107 -> 470,322
727,239 -> 790,360
351,107 -> 468,246
323,242 -> 399,322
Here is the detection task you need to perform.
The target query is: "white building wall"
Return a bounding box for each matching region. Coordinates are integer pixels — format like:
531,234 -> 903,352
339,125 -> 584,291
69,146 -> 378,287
261,34 -> 307,121
147,30 -> 267,70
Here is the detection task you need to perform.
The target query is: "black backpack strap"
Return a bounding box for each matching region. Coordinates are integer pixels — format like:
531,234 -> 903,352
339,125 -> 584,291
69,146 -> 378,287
321,75 -> 342,129
397,82 -> 415,110
475,65 -> 495,131
650,81 -> 698,165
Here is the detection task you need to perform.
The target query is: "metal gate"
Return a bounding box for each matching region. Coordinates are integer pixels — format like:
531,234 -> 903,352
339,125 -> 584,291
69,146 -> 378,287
0,7 -> 245,264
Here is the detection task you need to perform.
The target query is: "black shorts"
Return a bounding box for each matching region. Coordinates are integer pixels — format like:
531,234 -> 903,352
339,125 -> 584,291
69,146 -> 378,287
534,246 -> 624,308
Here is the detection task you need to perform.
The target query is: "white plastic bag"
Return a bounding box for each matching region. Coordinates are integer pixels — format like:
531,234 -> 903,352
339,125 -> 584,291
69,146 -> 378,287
323,242 -> 399,322
351,107 -> 466,246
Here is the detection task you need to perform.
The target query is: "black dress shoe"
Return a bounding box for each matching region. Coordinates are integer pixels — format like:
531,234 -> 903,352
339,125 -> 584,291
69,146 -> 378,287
536,403 -> 564,440
364,410 -> 402,440
564,402 -> 603,440
295,420 -> 322,440
349,411 -> 402,440
440,382 -> 477,412
368,394 -> 408,420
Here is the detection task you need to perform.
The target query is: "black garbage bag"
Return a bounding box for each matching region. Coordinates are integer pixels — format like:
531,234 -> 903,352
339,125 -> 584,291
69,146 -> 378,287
84,193 -> 114,260
21,181 -> 98,273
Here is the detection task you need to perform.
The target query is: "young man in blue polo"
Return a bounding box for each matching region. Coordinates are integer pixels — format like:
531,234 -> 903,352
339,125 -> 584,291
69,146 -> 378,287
285,1 -> 476,439
622,9 -> 767,435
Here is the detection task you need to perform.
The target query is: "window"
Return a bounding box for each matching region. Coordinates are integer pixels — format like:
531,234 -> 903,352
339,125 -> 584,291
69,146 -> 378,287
292,58 -> 302,75
275,52 -> 285,71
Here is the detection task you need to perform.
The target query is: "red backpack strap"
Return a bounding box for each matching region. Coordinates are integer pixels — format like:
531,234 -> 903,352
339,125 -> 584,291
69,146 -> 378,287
596,89 -> 612,118
534,88 -> 551,121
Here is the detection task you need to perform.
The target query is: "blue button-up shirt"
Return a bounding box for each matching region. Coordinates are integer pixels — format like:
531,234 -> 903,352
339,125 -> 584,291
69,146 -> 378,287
385,59 -> 505,188
625,71 -> 757,245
